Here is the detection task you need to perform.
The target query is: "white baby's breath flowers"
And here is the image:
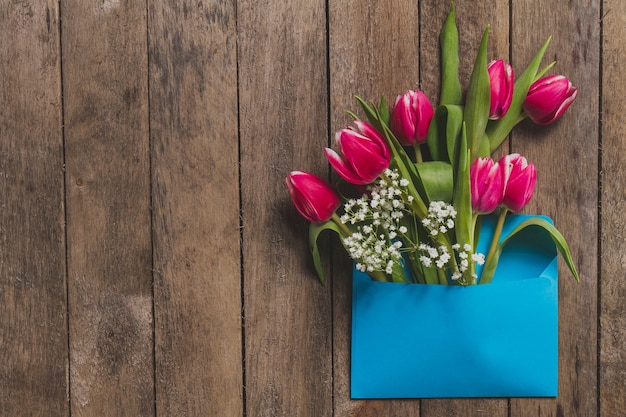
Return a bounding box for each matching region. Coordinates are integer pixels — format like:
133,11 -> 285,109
418,238 -> 485,281
421,201 -> 457,237
341,175 -> 486,282
341,169 -> 412,274
414,202 -> 486,281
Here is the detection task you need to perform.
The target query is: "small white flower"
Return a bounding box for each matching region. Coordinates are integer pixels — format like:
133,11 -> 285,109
471,253 -> 486,265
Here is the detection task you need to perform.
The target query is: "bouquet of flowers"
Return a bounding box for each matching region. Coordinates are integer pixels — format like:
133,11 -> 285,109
286,4 -> 579,287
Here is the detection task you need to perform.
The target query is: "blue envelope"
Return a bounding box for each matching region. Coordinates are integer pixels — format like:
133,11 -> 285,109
351,214 -> 558,398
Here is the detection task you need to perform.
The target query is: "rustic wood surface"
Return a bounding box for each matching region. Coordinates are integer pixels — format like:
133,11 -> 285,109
0,0 -> 622,416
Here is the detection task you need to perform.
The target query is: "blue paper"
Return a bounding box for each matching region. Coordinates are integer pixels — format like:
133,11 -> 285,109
351,214 -> 558,398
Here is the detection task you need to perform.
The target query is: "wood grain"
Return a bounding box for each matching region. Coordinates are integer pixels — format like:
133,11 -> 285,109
510,1 -> 599,416
238,0 -> 333,415
600,0 -> 626,415
62,1 -> 154,415
0,2 -> 67,416
148,0 -> 243,415
0,0 -> 619,415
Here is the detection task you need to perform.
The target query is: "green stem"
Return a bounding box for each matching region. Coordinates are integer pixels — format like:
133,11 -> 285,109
437,269 -> 449,285
480,208 -> 508,285
487,209 -> 508,261
331,213 -> 352,236
414,144 -> 423,163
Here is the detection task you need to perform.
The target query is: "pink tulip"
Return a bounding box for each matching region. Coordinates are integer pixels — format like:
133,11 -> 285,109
523,75 -> 578,125
487,60 -> 514,120
325,120 -> 391,185
498,154 -> 537,212
286,171 -> 341,223
389,90 -> 434,145
470,157 -> 504,214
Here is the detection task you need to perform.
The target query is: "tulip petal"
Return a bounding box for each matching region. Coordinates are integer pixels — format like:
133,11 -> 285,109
286,171 -> 340,223
324,148 -> 368,185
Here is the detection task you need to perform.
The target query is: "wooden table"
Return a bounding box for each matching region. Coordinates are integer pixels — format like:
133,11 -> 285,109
1,0 -> 623,415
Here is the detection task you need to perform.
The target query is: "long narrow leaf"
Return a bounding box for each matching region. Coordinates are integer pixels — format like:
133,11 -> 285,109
480,217 -> 580,284
309,221 -> 343,285
426,104 -> 464,163
439,3 -> 462,105
453,124 -> 472,252
463,26 -> 491,161
486,37 -> 552,152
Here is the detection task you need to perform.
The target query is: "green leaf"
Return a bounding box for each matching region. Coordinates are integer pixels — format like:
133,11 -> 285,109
391,263 -> 409,283
426,104 -> 464,163
439,3 -> 462,106
480,217 -> 580,284
535,61 -> 556,81
415,161 -> 454,202
355,96 -> 384,132
309,221 -> 343,285
443,105 -> 465,165
379,95 -> 391,126
453,124 -> 473,252
486,37 -> 552,152
354,96 -> 382,131
477,133 -> 490,158
463,26 -> 491,161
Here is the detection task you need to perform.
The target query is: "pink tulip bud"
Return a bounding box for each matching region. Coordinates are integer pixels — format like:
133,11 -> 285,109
470,157 -> 505,214
498,154 -> 537,212
286,171 -> 341,223
325,120 -> 391,185
389,90 -> 434,145
523,75 -> 578,125
487,60 -> 514,120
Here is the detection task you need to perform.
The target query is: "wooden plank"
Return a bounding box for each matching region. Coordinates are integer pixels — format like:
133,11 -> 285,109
148,1 -> 243,415
328,1 -> 421,414
0,2 -> 68,416
509,1 -> 599,416
238,0 -> 333,415
420,1 -> 509,415
600,0 -> 626,415
61,1 -> 154,415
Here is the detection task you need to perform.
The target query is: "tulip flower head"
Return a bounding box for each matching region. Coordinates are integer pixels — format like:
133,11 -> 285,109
325,120 -> 391,185
523,75 -> 578,125
499,154 -> 537,212
286,171 -> 341,223
390,90 -> 434,145
470,157 -> 504,214
487,60 -> 514,120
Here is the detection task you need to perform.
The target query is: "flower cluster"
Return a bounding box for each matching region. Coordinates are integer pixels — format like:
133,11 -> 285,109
340,169 -> 410,274
421,201 -> 457,237
285,5 -> 579,286
418,242 -> 485,281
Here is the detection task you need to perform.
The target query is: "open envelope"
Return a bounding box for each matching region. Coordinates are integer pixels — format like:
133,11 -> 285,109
351,214 -> 558,398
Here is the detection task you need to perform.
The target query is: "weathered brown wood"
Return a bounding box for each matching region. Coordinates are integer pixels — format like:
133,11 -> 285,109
0,0 -> 618,415
420,1 -> 509,415
600,0 -> 626,415
328,0 -> 421,414
148,0 -> 243,415
509,1 -> 599,416
0,2 -> 67,416
62,1 -> 154,415
238,0 -> 333,415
